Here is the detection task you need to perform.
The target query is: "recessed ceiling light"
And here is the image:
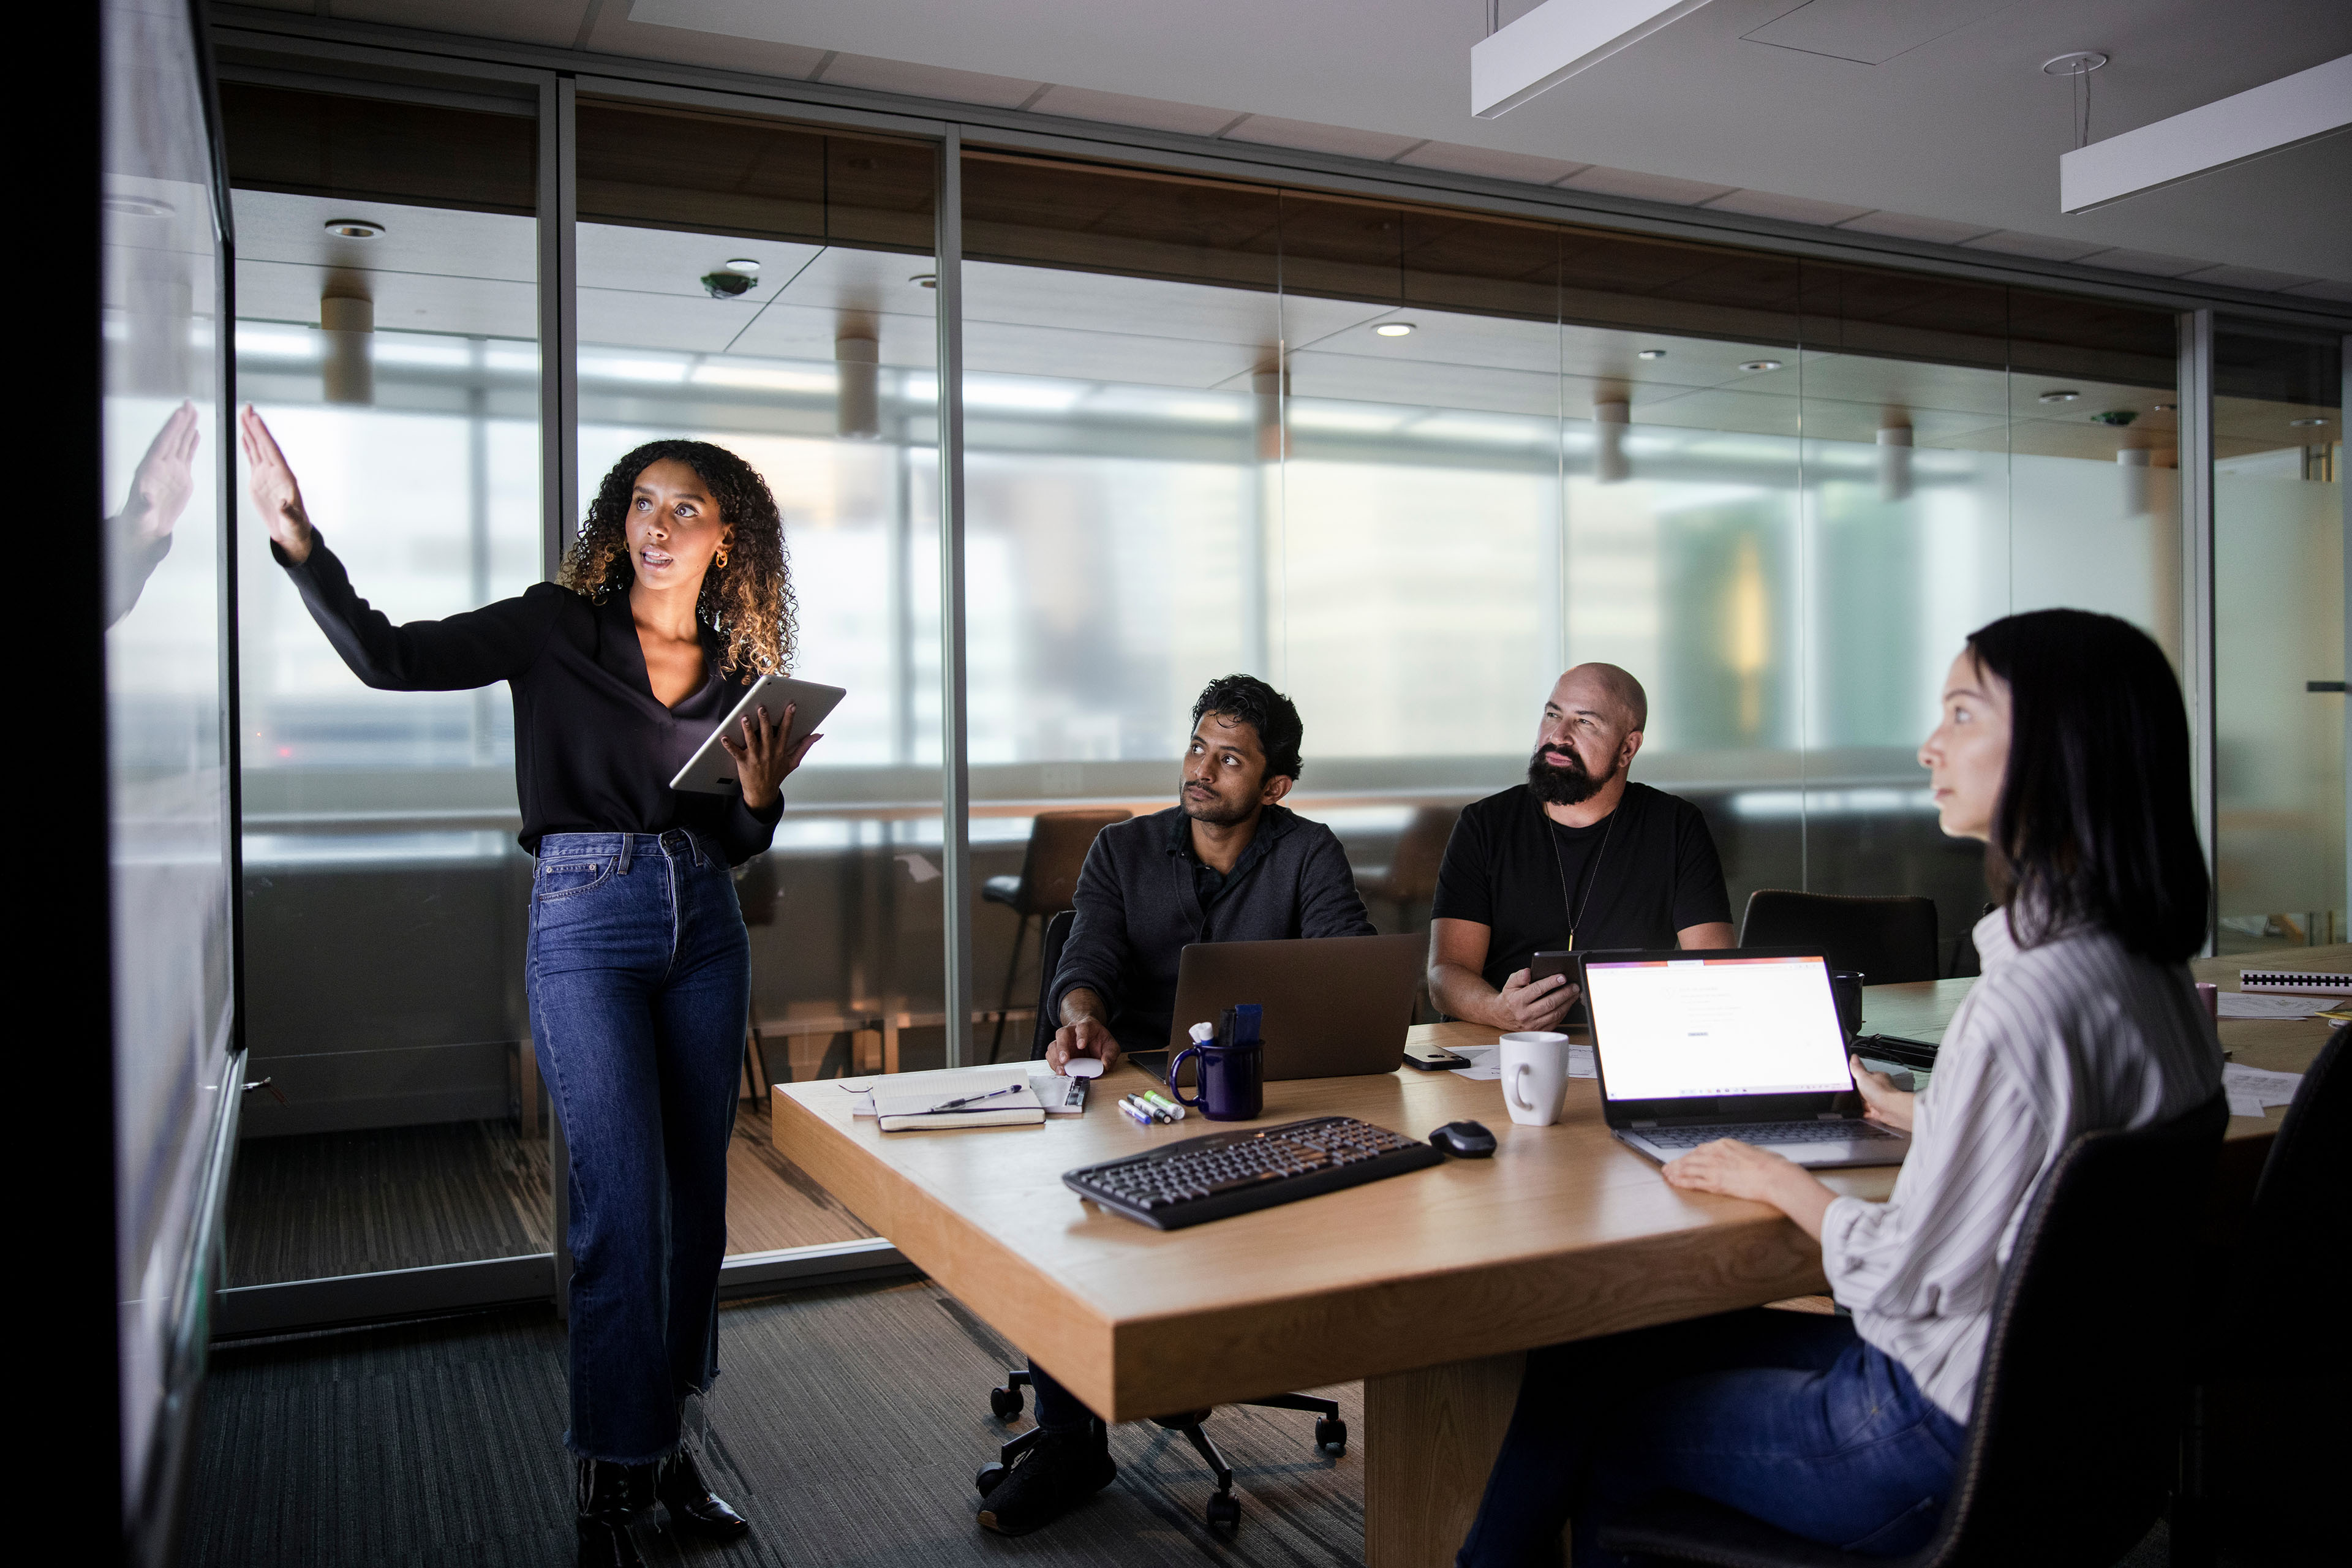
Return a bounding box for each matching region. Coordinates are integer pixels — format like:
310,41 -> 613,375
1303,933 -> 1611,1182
2041,51 -> 2109,76
1374,322 -> 1415,337
2290,417 -> 2331,428
909,272 -> 938,288
725,257 -> 760,273
2152,402 -> 2176,412
1637,349 -> 1667,360
1739,359 -> 1782,373
104,194 -> 175,217
2038,390 -> 2080,404
325,219 -> 385,238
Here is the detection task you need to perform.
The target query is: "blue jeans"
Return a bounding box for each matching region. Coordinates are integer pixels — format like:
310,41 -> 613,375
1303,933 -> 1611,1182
1028,1362 -> 1090,1433
1457,1309 -> 1966,1568
527,830 -> 749,1463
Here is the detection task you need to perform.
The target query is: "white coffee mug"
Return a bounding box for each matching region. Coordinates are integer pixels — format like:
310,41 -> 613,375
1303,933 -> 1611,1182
1501,1031 -> 1572,1128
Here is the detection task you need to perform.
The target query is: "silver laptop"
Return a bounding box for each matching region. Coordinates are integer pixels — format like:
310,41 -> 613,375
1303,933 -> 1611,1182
1128,932 -> 1425,1084
1582,948 -> 1909,1169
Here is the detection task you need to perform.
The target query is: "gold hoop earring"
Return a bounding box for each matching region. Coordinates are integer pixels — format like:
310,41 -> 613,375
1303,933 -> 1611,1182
715,544 -> 730,569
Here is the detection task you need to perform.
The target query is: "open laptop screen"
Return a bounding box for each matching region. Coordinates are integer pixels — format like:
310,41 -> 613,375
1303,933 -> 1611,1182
1585,954 -> 1852,1101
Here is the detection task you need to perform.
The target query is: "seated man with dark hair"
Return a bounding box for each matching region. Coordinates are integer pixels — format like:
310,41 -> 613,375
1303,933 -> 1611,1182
976,673 -> 1374,1537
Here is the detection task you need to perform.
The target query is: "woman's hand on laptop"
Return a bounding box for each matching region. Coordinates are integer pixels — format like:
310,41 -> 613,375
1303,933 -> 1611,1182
1047,1014 -> 1122,1076
1489,968 -> 1577,1033
1849,1056 -> 1917,1133
1663,1139 -> 1835,1242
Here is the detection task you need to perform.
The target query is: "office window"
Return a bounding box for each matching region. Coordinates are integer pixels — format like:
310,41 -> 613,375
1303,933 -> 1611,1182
573,99 -> 941,1251
2213,322 -> 2343,952
957,151 -> 2182,979
222,82 -> 549,1283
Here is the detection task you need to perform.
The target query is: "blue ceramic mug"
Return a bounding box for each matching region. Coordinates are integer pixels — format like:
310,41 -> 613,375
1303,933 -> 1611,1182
1168,1039 -> 1265,1121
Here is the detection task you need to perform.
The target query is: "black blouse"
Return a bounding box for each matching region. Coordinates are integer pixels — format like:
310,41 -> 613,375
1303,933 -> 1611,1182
279,533 -> 785,862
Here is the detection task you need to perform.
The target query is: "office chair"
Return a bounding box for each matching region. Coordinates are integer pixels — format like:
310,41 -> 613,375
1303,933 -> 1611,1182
1599,1091 -> 2228,1567
976,909 -> 1347,1532
2171,1028 -> 2345,1567
1353,804 -> 1459,933
984,808 -> 1130,1062
1738,889 -> 1939,984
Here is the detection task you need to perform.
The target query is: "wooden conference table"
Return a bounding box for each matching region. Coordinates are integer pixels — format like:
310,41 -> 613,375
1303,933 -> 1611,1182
771,947 -> 2343,1567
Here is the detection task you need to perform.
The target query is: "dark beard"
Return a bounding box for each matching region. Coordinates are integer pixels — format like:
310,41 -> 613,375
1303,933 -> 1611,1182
1182,788 -> 1257,827
1528,745 -> 1614,807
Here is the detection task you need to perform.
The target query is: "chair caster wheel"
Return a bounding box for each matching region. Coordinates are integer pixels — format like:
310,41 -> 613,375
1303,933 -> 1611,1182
1205,1492 -> 1240,1531
1314,1416 -> 1348,1454
975,1462 -> 1007,1498
989,1385 -> 1024,1421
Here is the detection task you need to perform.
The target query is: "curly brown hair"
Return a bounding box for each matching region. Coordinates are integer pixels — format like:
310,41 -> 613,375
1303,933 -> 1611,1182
560,439 -> 797,678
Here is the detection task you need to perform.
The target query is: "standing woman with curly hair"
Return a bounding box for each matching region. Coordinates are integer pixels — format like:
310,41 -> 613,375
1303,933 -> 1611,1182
239,409 -> 817,1568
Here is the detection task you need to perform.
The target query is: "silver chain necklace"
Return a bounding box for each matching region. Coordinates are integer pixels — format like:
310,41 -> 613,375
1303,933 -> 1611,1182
1544,796 -> 1618,951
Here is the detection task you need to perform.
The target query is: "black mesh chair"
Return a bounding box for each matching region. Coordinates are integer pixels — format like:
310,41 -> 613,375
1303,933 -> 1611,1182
984,809 -> 1129,1061
1599,1091 -> 2228,1567
2173,1029 -> 2346,1566
976,910 -> 1346,1532
1739,890 -> 1940,984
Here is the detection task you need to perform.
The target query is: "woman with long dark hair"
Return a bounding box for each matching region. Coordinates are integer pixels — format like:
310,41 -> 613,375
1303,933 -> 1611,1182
240,409 -> 819,1567
1455,608 -> 2222,1566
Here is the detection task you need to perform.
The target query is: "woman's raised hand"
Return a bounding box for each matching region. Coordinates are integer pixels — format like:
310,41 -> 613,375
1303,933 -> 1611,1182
239,405 -> 314,564
1850,1055 -> 1917,1133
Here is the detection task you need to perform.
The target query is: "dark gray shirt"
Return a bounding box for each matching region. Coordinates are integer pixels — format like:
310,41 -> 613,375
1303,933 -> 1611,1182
1049,804 -> 1376,1058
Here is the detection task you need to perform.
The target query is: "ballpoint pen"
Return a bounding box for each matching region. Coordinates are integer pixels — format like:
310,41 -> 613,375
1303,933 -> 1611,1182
929,1083 -> 1025,1112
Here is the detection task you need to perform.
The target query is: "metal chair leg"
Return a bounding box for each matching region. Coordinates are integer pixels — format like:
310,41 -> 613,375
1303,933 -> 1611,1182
987,914 -> 1030,1063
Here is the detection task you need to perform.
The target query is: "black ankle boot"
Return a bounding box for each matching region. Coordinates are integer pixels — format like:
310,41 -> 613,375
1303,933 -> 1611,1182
575,1458 -> 652,1568
656,1442 -> 751,1540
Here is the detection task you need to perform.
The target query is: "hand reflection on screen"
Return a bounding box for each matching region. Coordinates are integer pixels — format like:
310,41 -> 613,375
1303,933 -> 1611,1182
106,399 -> 199,627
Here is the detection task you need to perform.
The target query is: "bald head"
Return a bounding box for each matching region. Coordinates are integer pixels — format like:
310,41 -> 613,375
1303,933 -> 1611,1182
1556,663 -> 1648,734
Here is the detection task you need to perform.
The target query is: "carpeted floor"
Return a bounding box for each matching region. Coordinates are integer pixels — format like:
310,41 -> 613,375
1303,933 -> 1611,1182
224,1109 -> 871,1286
186,1281 -> 1365,1568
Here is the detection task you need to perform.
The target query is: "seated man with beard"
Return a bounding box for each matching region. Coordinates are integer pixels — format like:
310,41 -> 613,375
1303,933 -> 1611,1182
1428,664 -> 1734,1032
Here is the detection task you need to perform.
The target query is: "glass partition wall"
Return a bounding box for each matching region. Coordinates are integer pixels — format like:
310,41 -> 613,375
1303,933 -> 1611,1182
2212,322 -> 2345,954
209,66 -> 2345,1321
956,152 -> 2184,987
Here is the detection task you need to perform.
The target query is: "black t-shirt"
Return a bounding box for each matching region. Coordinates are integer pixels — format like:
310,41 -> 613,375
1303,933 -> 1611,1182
1431,782 -> 1732,990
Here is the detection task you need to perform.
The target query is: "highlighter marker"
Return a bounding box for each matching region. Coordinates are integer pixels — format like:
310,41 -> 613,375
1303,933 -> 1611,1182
1142,1090 -> 1186,1121
1126,1093 -> 1173,1125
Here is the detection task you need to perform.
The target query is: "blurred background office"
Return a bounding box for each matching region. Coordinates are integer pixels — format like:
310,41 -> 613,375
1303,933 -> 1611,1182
59,1 -> 2345,1562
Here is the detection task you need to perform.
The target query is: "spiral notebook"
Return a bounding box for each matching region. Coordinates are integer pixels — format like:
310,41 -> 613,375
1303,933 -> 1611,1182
2238,968 -> 2352,997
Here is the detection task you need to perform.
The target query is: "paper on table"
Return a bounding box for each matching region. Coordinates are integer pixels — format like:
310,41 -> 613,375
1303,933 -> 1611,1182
2222,1063 -> 2302,1118
2217,992 -> 2324,1019
843,1065 -> 1030,1118
1449,1044 -> 1595,1080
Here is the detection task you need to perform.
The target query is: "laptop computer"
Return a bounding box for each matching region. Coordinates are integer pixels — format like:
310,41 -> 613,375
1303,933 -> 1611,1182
1127,932 -> 1426,1084
1580,948 -> 1909,1169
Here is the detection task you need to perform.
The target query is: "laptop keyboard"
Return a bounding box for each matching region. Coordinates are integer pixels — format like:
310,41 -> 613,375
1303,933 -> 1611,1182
1637,1119 -> 1901,1149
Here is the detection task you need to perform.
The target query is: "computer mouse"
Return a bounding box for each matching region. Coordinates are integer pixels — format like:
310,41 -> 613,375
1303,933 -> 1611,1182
1063,1055 -> 1106,1079
1430,1120 -> 1496,1158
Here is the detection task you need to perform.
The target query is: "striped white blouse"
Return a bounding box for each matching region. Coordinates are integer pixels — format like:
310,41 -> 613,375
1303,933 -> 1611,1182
1820,906 -> 2222,1422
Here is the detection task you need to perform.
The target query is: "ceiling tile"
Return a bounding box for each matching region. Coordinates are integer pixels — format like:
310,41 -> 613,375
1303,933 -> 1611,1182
2076,248 -> 2214,278
584,6 -> 827,75
1556,165 -> 1737,206
816,52 -> 1044,108
1219,115 -> 1425,160
1699,189 -> 1874,227
333,0 -> 589,47
1958,230 -> 2110,263
1393,141 -> 1590,185
1831,211 -> 1999,245
1023,85 -> 1239,137
2174,263 -> 2323,293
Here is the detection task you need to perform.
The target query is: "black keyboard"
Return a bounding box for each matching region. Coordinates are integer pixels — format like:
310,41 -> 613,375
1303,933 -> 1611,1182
1062,1116 -> 1444,1230
1636,1119 -> 1903,1150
